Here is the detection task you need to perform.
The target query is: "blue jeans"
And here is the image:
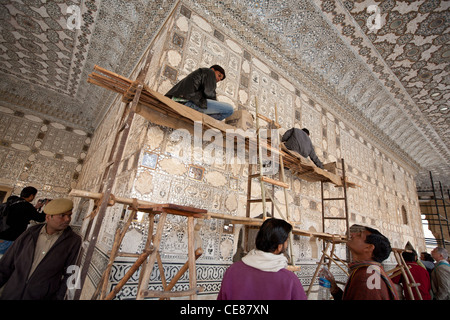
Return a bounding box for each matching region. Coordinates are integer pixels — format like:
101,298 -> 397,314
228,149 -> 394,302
184,99 -> 234,121
0,240 -> 13,254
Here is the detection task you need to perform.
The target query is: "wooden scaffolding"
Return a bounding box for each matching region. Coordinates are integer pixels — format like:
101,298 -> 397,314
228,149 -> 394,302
71,53 -> 357,299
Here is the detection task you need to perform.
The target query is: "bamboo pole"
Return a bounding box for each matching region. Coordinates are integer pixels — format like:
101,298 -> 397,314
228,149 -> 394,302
397,249 -> 423,300
69,189 -> 155,207
98,209 -> 137,299
307,241 -> 331,298
393,250 -> 415,300
322,252 -> 349,276
160,248 -> 203,300
136,212 -> 167,300
255,97 -> 267,219
104,249 -> 152,300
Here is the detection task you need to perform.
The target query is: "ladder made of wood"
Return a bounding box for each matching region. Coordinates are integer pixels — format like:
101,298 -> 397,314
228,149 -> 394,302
308,162 -> 352,299
73,52 -> 154,300
321,158 -> 350,247
245,98 -> 296,266
387,248 -> 423,300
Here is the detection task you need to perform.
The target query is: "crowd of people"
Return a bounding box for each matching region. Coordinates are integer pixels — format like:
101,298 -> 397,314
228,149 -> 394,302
218,219 -> 450,300
1,194 -> 449,301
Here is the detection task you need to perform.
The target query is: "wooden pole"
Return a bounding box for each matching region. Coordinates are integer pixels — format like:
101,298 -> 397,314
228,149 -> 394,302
398,250 -> 423,300
72,52 -> 153,300
187,216 -> 197,299
307,241 -> 331,298
136,212 -> 167,300
69,189 -> 155,207
393,250 -> 415,300
160,248 -> 203,300
104,249 -> 152,300
98,209 -> 137,299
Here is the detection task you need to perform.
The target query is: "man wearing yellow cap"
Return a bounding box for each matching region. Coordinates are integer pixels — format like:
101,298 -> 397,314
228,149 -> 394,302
0,198 -> 81,300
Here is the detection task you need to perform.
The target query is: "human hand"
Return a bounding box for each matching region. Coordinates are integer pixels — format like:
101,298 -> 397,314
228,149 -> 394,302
322,267 -> 340,294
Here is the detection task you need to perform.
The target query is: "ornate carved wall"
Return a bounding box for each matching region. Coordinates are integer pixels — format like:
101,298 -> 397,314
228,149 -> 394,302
0,104 -> 91,226
75,2 -> 425,299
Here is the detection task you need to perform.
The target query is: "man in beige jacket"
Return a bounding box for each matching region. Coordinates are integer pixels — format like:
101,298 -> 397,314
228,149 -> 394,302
430,247 -> 450,300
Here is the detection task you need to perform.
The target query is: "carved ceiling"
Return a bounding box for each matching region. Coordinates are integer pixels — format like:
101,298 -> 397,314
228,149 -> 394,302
0,0 -> 448,191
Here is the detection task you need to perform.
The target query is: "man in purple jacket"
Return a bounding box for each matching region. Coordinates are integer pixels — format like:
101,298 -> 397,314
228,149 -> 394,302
217,218 -> 306,300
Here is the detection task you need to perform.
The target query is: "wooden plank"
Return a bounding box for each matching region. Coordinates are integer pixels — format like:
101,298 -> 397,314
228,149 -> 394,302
261,176 -> 289,188
205,212 -> 347,241
146,87 -> 205,123
137,203 -> 208,215
136,103 -> 196,134
257,113 -> 281,128
187,216 -> 196,299
69,189 -> 155,207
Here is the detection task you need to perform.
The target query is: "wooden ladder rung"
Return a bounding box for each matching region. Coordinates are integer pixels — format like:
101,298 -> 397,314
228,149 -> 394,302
256,113 -> 281,128
247,198 -> 273,203
286,265 -> 301,272
260,176 -> 289,188
408,283 -> 421,287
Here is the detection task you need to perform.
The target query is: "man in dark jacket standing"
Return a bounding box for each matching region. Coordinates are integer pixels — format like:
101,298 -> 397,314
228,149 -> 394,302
281,127 -> 324,169
0,186 -> 46,254
165,65 -> 234,120
0,198 -> 81,300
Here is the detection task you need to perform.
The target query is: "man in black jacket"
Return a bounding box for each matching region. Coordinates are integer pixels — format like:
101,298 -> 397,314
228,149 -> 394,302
165,65 -> 234,120
0,186 -> 46,254
0,198 -> 81,300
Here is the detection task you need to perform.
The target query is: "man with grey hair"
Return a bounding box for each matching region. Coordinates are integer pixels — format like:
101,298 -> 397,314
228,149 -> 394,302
430,247 -> 450,300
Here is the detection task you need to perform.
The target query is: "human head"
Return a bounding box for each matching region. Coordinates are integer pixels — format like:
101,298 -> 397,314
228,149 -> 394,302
421,252 -> 434,262
210,65 -> 226,82
347,224 -> 392,263
44,198 -> 73,234
20,186 -> 38,202
255,218 -> 292,254
301,128 -> 310,136
431,247 -> 449,262
402,251 -> 416,263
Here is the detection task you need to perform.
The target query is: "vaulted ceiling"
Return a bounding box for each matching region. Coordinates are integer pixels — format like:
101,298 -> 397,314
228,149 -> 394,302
0,0 -> 448,192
